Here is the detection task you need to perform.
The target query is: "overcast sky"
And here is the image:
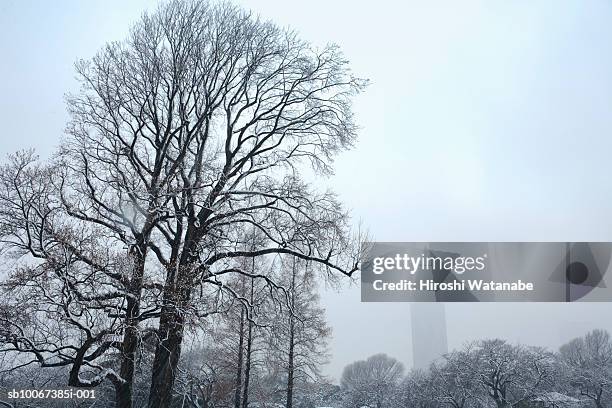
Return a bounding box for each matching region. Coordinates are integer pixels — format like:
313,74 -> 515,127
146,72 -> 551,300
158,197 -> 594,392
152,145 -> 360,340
2,0 -> 612,382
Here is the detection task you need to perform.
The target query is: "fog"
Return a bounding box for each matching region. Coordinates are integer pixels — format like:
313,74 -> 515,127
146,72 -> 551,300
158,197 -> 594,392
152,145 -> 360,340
2,0 -> 612,383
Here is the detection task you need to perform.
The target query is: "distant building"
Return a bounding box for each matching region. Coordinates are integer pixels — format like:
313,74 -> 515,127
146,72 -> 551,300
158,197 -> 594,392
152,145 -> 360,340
410,303 -> 448,369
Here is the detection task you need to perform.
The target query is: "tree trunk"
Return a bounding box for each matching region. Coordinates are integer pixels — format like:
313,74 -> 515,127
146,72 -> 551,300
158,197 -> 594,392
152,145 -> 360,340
241,280 -> 254,408
115,381 -> 134,408
495,399 -> 507,408
234,307 -> 245,408
116,245 -> 147,408
116,303 -> 139,408
286,333 -> 295,408
286,259 -> 297,408
148,304 -> 186,408
241,320 -> 252,408
147,217 -> 219,408
595,390 -> 604,408
116,201 -> 157,408
148,266 -> 192,408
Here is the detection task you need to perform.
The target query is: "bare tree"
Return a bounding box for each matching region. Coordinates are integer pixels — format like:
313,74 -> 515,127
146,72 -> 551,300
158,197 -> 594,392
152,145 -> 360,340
341,354 -> 405,408
430,347 -> 480,408
559,329 -> 612,408
204,231 -> 280,408
61,2 -> 365,406
398,369 -> 436,408
0,151 -> 158,408
267,256 -> 331,408
0,0 -> 365,407
472,339 -> 554,408
221,273 -> 267,408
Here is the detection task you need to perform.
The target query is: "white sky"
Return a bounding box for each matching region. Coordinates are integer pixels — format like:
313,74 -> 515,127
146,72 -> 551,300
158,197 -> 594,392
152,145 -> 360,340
2,0 -> 612,382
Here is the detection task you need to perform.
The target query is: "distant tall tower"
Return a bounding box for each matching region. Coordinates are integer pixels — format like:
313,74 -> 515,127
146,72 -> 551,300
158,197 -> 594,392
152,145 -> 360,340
410,303 -> 448,369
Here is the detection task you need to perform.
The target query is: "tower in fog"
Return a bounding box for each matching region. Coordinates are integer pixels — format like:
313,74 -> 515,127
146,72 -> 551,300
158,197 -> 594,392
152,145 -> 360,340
410,303 -> 448,369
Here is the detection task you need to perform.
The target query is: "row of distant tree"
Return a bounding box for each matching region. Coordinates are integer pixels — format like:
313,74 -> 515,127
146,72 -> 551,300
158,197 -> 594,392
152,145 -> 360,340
2,320 -> 610,408
340,329 -> 612,408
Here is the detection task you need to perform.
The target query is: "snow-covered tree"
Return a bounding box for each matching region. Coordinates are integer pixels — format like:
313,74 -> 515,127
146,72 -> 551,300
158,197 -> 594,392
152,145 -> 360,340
559,329 -> 612,408
0,151 -> 159,408
267,257 -> 331,408
340,353 -> 404,408
398,369 -> 436,408
430,347 -> 480,408
472,339 -> 554,408
0,1 -> 366,407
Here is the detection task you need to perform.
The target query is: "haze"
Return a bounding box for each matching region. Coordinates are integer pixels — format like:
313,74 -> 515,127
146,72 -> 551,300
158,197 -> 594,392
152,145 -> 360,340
2,0 -> 612,382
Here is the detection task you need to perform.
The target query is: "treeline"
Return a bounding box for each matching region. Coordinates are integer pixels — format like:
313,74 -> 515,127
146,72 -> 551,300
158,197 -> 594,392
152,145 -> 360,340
340,329 -> 612,408
3,326 -> 611,408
